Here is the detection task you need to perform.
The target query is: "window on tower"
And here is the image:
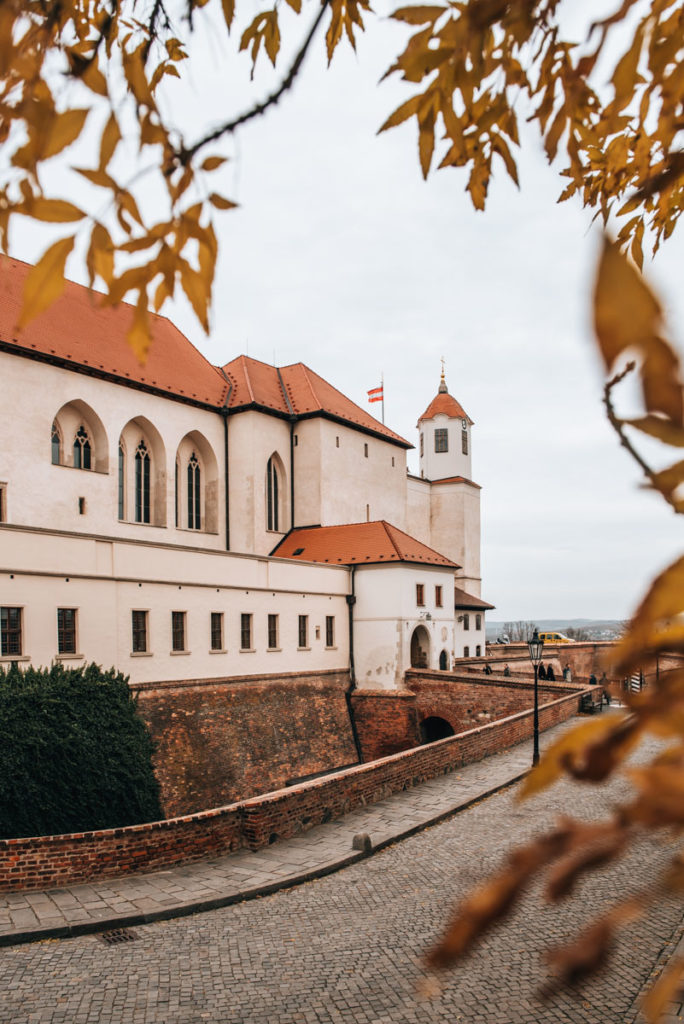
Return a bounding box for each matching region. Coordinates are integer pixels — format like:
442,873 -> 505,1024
435,429 -> 448,453
462,428 -> 468,455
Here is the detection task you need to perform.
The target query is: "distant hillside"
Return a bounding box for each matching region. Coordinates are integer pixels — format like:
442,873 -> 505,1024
485,619 -> 624,641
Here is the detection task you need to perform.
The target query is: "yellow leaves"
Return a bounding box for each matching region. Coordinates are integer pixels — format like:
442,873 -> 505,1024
86,223 -> 114,288
209,193 -> 238,210
127,294 -> 152,364
390,6 -> 446,25
43,109 -> 89,159
642,958 -> 684,1024
221,0 -> 236,32
201,156 -> 228,172
326,0 -> 371,63
240,10 -> 281,70
520,713 -> 638,799
17,236 -> 75,329
545,901 -> 643,985
611,24 -> 644,111
99,114 -> 121,172
378,95 -> 423,134
613,556 -> 684,675
18,198 -> 86,223
593,236 -> 663,372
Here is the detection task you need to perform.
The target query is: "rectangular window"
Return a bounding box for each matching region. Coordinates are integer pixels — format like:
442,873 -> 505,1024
462,428 -> 468,455
420,433 -> 424,457
132,610 -> 148,653
268,613 -> 279,650
1,607 -> 22,656
294,434 -> 298,446
210,612 -> 223,651
336,436 -> 339,448
435,586 -> 443,608
0,482 -> 6,523
241,613 -> 252,651
475,613 -> 482,630
57,608 -> 77,655
364,443 -> 368,458
464,645 -> 470,657
463,613 -> 470,630
435,429 -> 448,453
325,615 -> 335,648
171,611 -> 186,652
298,615 -> 308,648
416,584 -> 425,606
476,645 -> 481,657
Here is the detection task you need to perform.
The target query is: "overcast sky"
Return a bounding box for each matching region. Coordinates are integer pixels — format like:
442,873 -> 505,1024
9,0 -> 683,622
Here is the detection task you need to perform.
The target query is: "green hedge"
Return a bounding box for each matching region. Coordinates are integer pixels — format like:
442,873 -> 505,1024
0,662 -> 163,839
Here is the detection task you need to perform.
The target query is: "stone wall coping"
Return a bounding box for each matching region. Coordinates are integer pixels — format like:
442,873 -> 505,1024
130,668 -> 348,692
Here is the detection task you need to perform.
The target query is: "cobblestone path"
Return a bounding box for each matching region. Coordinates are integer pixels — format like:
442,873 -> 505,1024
2,733 -> 682,1024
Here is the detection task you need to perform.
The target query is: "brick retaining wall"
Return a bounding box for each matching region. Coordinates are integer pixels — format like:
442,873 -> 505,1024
0,686 -> 599,892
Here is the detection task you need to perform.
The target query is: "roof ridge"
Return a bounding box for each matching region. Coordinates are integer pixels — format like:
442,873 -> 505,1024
298,364 -> 322,411
382,521 -> 405,561
239,354 -> 256,403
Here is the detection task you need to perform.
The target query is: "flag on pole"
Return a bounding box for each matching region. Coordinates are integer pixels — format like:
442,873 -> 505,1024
367,385 -> 383,404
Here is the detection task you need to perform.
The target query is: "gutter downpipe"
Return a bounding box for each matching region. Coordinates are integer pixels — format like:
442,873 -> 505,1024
345,565 -> 364,763
218,373 -> 233,551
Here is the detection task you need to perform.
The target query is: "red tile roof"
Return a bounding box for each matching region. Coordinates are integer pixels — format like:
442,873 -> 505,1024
454,586 -> 495,610
222,355 -> 410,448
0,255 -> 229,407
271,520 -> 459,568
431,476 -> 481,489
418,391 -> 472,424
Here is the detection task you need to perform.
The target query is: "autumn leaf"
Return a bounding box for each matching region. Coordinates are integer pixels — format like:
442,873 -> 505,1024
20,198 -> 85,223
43,109 -> 89,158
642,957 -> 684,1024
17,236 -> 75,329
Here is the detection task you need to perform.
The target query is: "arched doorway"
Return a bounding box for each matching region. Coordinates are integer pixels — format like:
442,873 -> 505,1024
420,716 -> 455,743
410,625 -> 430,669
439,649 -> 449,671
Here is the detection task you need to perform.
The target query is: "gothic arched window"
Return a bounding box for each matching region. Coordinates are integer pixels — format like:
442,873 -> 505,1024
118,442 -> 125,520
73,425 -> 92,470
187,453 -> 201,530
266,456 -> 280,531
51,422 -> 61,465
135,439 -> 151,524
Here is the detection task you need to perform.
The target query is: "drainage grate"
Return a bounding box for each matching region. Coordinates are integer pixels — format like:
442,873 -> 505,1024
99,927 -> 138,945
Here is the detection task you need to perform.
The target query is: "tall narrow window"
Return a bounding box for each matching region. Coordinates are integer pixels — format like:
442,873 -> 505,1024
463,613 -> 470,630
135,439 -> 150,524
174,458 -> 179,528
171,611 -> 186,652
268,613 -> 279,650
1,607 -> 22,656
420,433 -> 424,457
0,483 -> 6,523
118,443 -> 125,520
325,615 -> 335,648
475,613 -> 482,630
462,427 -> 468,455
241,613 -> 252,650
132,610 -> 148,653
435,586 -> 443,607
266,456 -> 279,531
51,422 -> 61,465
434,428 -> 448,453
210,612 -> 223,651
476,645 -> 481,657
416,584 -> 425,607
464,645 -> 470,657
187,453 -> 201,530
57,608 -> 77,655
298,615 -> 308,648
73,425 -> 91,469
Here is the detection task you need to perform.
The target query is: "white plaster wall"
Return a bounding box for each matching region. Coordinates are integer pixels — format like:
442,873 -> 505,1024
420,412 -> 472,482
405,476 -> 432,549
0,352 -> 226,549
353,563 -> 456,690
429,481 -> 481,592
454,612 -> 487,658
0,526 -> 349,683
226,409 -> 291,556
291,418 -> 408,530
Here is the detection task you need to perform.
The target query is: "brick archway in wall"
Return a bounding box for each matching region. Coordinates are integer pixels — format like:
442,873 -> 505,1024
419,715 -> 456,743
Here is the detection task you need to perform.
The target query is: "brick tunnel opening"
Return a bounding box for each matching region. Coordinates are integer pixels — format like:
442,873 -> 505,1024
419,716 -> 456,744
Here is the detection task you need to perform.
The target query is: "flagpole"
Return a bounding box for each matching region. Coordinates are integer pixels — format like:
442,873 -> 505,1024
381,371 -> 385,424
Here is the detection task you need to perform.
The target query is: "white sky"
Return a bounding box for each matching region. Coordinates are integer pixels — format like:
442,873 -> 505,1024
8,1 -> 683,622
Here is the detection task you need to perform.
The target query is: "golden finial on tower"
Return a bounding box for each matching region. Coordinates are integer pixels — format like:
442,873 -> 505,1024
439,356 -> 447,393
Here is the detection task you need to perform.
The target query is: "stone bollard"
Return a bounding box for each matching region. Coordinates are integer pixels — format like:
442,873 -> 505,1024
352,833 -> 372,853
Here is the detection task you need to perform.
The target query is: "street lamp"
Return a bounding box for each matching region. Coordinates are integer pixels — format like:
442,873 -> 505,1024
527,628 -> 545,766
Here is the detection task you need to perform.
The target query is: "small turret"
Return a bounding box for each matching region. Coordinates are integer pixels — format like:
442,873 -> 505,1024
417,363 -> 473,481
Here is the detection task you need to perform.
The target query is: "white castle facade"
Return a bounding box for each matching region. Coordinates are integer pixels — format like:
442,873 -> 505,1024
0,256 -> 492,691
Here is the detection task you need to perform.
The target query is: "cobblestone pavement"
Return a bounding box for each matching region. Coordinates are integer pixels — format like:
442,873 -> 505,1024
2,730 -> 683,1024
0,725 -> 540,945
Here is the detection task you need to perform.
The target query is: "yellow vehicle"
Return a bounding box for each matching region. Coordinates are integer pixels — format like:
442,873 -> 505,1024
537,631 -> 574,644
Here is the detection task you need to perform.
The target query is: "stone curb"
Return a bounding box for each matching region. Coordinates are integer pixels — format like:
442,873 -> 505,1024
0,769 -> 528,949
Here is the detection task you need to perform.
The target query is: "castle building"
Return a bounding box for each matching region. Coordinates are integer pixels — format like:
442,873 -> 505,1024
0,256 -> 492,692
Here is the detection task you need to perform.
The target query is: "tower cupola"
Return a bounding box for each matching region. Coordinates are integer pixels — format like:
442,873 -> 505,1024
417,365 -> 473,481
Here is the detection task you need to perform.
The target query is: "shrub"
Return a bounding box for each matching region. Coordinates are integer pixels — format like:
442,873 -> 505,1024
0,662 -> 163,838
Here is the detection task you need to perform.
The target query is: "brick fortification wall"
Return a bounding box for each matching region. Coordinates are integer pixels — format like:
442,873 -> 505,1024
0,686 -> 599,892
133,670 -> 359,817
352,671 -> 577,762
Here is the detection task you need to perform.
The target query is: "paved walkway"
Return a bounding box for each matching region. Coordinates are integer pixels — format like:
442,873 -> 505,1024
0,719 -> 575,948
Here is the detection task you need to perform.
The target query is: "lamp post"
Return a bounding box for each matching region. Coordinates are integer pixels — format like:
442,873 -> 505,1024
528,628 -> 545,766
